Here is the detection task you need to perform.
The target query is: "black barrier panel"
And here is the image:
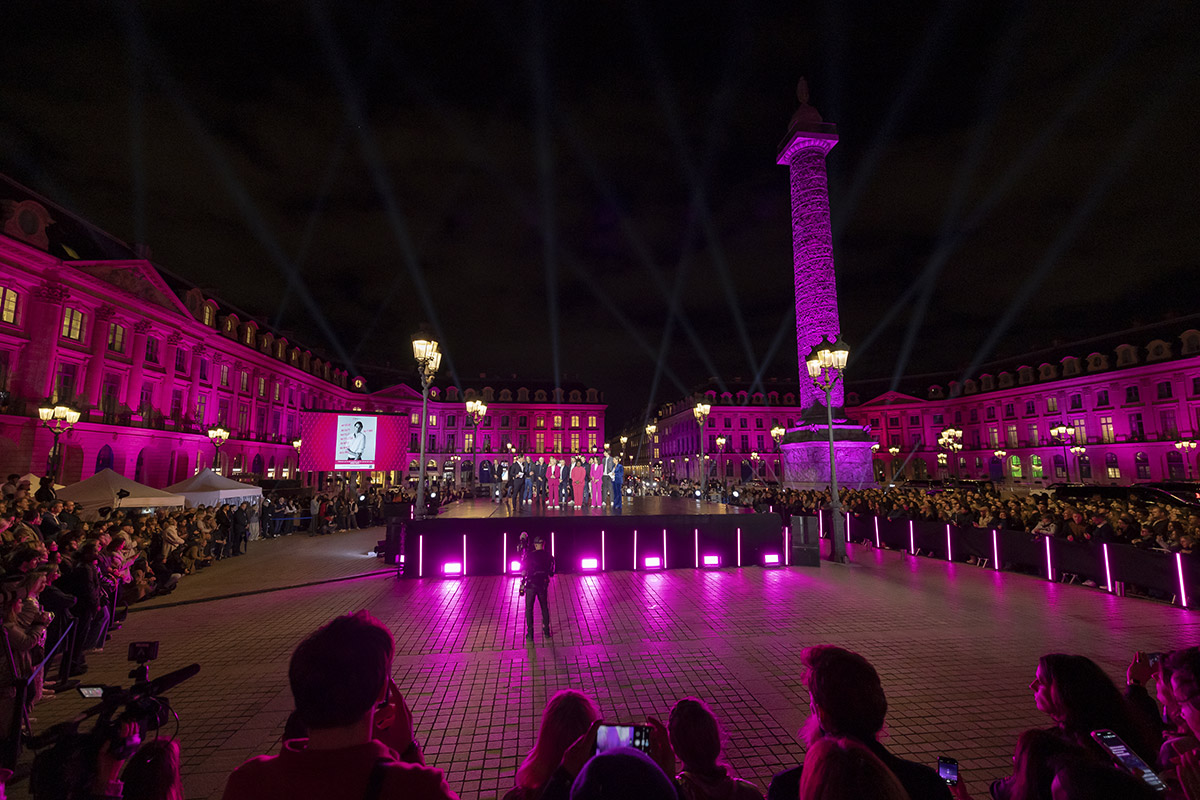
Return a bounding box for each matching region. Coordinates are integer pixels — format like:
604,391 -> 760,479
1049,538 -> 1107,585
913,522 -> 947,560
877,518 -> 911,551
997,529 -> 1049,575
953,525 -> 994,563
1107,543 -> 1180,598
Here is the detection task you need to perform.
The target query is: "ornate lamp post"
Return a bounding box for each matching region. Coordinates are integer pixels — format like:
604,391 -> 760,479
291,437 -> 302,482
207,426 -> 230,470
693,403 -> 711,494
644,423 -> 657,479
715,435 -> 727,497
937,452 -> 948,475
620,435 -> 628,464
38,403 -> 80,480
938,427 -> 963,481
888,445 -> 900,481
770,426 -> 785,482
466,399 -> 487,488
1175,440 -> 1197,479
750,451 -> 760,482
1050,423 -> 1076,483
994,449 -> 1008,485
805,336 -> 849,562
1069,445 -> 1087,482
412,329 -> 442,519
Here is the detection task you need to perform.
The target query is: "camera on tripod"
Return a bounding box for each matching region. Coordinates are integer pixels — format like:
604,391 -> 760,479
28,641 -> 199,799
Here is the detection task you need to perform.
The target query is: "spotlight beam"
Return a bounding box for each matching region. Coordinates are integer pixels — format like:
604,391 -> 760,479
530,0 -> 562,390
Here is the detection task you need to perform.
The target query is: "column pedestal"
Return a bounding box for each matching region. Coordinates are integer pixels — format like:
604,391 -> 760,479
781,423 -> 876,490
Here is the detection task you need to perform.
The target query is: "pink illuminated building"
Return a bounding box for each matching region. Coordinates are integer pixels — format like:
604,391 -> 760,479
844,323 -> 1200,487
0,175 -> 604,489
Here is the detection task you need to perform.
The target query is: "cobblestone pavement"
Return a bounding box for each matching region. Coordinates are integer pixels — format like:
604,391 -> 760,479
22,538 -> 1200,800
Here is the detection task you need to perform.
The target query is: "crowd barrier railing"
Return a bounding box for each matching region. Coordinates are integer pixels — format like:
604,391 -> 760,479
797,510 -> 1195,608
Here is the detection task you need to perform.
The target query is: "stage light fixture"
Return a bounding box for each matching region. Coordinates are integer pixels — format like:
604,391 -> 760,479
442,562 -> 463,576
644,556 -> 662,569
509,560 -> 522,573
580,557 -> 599,570
702,554 -> 720,567
763,554 -> 781,566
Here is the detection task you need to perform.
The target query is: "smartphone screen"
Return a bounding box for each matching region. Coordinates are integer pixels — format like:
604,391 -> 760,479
595,724 -> 653,755
1091,729 -> 1167,792
937,756 -> 958,786
78,686 -> 105,699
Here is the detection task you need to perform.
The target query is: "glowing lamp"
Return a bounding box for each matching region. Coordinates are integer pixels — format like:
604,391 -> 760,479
509,560 -> 522,573
580,557 -> 599,570
37,406 -> 54,422
702,554 -> 720,567
643,556 -> 662,569
694,489 -> 702,499
442,562 -> 463,576
763,553 -> 781,565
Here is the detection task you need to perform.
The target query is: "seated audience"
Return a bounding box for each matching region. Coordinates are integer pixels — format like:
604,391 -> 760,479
504,690 -> 599,800
798,736 -> 912,800
667,697 -> 763,800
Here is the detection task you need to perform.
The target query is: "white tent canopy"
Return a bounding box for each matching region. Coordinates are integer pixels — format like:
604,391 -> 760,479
18,473 -> 65,491
56,469 -> 186,520
164,469 -> 263,508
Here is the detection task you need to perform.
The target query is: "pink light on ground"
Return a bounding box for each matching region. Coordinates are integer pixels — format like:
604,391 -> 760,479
1044,536 -> 1053,581
945,524 -> 953,562
1103,543 -> 1114,593
419,535 -> 424,578
992,529 -> 1001,571
442,562 -> 462,576
763,554 -> 781,565
644,556 -> 662,569
703,554 -> 720,567
1177,552 -> 1189,608
581,557 -> 599,570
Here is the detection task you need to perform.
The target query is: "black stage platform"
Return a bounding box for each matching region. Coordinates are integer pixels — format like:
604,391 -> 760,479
395,497 -> 815,578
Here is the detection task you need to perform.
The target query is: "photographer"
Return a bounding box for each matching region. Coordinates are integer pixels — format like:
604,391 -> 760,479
222,610 -> 457,800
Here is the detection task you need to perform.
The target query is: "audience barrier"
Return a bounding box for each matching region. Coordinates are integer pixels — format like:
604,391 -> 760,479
803,510 -> 1197,608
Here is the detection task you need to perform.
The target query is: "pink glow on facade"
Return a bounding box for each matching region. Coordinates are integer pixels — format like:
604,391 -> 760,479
581,557 -> 599,570
551,531 -> 555,557
462,534 -> 467,576
633,529 -> 638,570
694,528 -> 699,568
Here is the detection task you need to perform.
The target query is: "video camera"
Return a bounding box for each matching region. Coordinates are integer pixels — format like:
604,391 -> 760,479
29,641 -> 199,799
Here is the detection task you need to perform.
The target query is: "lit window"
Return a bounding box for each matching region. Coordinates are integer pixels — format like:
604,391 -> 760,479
202,305 -> 214,326
0,287 -> 18,324
587,415 -> 597,428
61,307 -> 85,341
570,415 -> 580,428
107,323 -> 126,353
220,364 -> 230,386
257,376 -> 266,396
411,412 -> 420,425
240,371 -> 249,392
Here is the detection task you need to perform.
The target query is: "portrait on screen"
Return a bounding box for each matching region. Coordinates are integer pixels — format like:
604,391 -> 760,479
336,415 -> 378,469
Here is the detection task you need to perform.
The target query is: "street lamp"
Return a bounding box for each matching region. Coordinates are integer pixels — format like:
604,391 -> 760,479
412,329 -> 443,518
938,427 -> 964,481
1050,423 -> 1076,483
770,425 -> 785,483
805,335 -> 850,563
1176,440 -> 1197,479
1069,445 -> 1087,482
207,426 -> 230,470
465,399 -> 487,488
38,403 -> 80,480
644,423 -> 657,479
994,449 -> 1008,484
751,451 -> 760,482
694,403 -> 711,497
888,445 -> 901,482
715,435 -> 727,497
290,438 -> 302,483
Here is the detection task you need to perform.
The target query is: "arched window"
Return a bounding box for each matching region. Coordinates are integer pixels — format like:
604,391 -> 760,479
1077,454 -> 1091,480
1106,453 -> 1121,479
1053,454 -> 1066,479
1030,455 -> 1044,479
95,445 -> 114,473
1009,455 -> 1024,480
1166,451 -> 1185,480
135,450 -> 146,483
1135,452 -> 1150,479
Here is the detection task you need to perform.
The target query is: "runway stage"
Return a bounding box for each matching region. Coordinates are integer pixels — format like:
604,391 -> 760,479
399,497 -> 808,578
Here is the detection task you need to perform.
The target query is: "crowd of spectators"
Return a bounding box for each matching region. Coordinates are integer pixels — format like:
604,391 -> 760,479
213,608 -> 1200,800
733,484 -> 1199,554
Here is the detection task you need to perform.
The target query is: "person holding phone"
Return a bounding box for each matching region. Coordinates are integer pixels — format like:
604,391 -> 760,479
539,718 -> 676,800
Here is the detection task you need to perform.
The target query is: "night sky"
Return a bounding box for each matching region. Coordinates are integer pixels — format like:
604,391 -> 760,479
3,1 -> 1198,427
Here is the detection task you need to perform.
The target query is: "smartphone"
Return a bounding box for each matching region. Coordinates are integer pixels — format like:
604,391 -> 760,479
595,723 -> 653,755
1090,729 -> 1167,793
78,686 -> 105,699
937,756 -> 959,786
1148,652 -> 1165,669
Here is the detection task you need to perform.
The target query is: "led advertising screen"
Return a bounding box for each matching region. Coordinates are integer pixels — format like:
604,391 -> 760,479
299,412 -> 409,471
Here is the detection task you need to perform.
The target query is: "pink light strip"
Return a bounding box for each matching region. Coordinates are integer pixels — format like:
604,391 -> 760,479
874,517 -> 880,548
633,529 -> 638,570
785,525 -> 790,566
503,532 -> 507,575
419,534 -> 424,578
1103,543 -> 1113,593
1177,552 -> 1189,608
737,527 -> 742,567
819,512 -> 824,539
694,528 -> 699,569
909,520 -> 915,555
1044,536 -> 1053,581
462,534 -> 467,576
946,524 -> 953,562
551,532 -> 556,557
663,529 -> 668,570
992,529 -> 1000,571
601,530 -> 606,571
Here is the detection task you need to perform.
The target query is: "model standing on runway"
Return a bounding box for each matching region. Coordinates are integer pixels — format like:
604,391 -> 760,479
571,457 -> 585,507
547,459 -> 561,509
589,457 -> 602,509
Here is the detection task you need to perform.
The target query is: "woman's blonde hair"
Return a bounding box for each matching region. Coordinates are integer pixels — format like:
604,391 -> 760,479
515,690 -> 599,790
798,737 -> 911,800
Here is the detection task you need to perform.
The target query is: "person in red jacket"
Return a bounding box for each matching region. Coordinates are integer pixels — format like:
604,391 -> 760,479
222,610 -> 458,800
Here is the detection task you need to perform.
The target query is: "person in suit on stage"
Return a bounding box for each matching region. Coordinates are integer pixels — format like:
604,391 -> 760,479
547,459 -> 561,509
613,461 -> 625,512
512,458 -> 527,515
534,458 -> 548,508
602,451 -> 617,506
